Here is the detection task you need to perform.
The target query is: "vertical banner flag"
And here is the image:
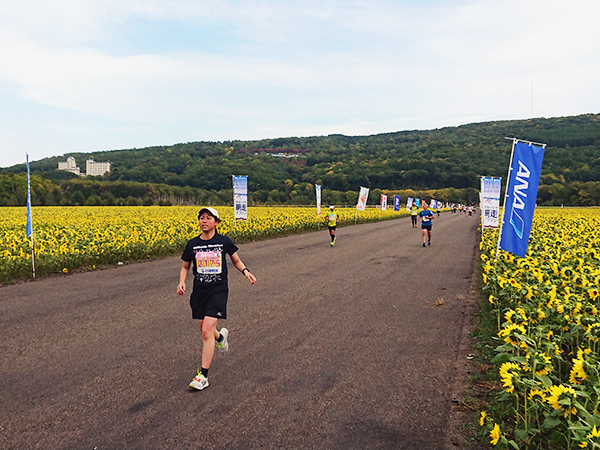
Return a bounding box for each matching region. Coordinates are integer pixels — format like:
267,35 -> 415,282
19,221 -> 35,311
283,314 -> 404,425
315,184 -> 322,215
233,175 -> 248,220
394,195 -> 401,211
430,199 -> 437,210
356,186 -> 369,211
499,141 -> 546,258
26,153 -> 33,239
380,194 -> 387,211
406,197 -> 413,211
481,177 -> 501,229
415,198 -> 421,208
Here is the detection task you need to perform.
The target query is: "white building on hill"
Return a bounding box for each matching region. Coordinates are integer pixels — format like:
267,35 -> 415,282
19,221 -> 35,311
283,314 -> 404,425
86,159 -> 112,176
57,157 -> 82,175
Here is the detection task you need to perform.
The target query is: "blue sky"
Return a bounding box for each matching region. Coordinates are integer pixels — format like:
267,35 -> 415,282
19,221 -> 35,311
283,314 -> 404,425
1,0 -> 599,168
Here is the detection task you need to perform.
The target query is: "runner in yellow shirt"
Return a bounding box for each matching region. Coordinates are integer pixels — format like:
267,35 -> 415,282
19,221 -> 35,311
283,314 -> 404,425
327,205 -> 340,246
410,204 -> 419,228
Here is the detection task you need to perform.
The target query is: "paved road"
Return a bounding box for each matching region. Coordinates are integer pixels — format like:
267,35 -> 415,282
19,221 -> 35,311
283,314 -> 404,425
1,211 -> 481,450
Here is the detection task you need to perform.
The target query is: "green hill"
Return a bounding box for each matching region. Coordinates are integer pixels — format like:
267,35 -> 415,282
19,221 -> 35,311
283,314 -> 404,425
2,113 -> 600,206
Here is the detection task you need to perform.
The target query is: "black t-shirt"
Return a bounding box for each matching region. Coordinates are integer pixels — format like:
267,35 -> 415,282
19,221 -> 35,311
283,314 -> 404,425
181,233 -> 239,292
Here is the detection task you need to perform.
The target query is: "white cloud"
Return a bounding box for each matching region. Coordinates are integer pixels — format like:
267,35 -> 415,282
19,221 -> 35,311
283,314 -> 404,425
0,0 -> 599,168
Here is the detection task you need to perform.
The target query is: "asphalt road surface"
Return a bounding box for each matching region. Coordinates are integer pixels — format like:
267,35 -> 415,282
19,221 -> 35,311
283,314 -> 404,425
1,211 -> 482,450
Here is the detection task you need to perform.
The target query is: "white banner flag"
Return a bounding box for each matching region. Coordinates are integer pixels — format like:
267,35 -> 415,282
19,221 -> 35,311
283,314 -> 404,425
356,186 -> 369,211
233,175 -> 248,220
481,177 -> 501,229
316,184 -> 321,215
406,197 -> 413,212
380,194 -> 387,211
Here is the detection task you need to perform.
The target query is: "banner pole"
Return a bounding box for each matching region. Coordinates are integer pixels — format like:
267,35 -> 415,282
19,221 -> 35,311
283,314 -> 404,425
232,175 -> 238,244
31,233 -> 36,279
496,138 -> 517,260
26,153 -> 36,279
480,179 -> 484,239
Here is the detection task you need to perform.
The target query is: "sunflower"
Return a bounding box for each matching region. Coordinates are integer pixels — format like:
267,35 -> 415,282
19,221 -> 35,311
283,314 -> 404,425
560,266 -> 575,279
490,423 -> 501,446
479,411 -> 487,426
588,425 -> 600,439
588,287 -> 600,301
508,278 -> 522,290
546,385 -> 577,417
528,389 -> 547,403
499,362 -> 521,394
569,348 -> 588,384
586,323 -> 600,343
498,323 -> 527,347
525,286 -> 534,299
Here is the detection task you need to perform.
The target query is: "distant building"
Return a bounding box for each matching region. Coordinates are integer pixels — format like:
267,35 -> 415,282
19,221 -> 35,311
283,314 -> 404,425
86,159 -> 112,176
57,157 -> 82,175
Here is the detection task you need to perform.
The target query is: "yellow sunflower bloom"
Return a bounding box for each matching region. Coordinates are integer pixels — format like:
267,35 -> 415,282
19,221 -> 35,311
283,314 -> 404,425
547,385 -> 577,417
490,423 -> 501,446
499,362 -> 521,394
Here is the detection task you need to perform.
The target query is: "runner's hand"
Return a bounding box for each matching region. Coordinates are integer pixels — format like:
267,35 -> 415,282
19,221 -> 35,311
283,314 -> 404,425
244,271 -> 257,285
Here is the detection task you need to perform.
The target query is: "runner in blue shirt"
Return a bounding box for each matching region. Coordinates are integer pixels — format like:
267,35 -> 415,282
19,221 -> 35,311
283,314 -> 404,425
419,202 -> 435,247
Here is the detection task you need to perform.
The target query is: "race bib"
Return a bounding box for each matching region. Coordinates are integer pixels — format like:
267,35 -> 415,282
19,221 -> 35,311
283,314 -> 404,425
195,251 -> 222,274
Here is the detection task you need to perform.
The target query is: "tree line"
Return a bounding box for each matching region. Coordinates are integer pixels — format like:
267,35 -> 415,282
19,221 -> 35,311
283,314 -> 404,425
0,172 -> 482,207
2,113 -> 600,206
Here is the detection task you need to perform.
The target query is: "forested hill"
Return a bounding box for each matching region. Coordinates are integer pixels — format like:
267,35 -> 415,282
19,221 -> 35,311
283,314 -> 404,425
3,113 -> 600,206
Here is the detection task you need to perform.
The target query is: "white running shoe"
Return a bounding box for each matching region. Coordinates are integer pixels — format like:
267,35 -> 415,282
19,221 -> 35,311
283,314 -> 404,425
189,372 -> 209,390
216,328 -> 229,353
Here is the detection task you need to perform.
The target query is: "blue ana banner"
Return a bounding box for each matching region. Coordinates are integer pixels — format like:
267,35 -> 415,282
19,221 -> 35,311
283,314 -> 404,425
415,198 -> 421,207
393,195 -> 401,211
26,154 -> 33,239
499,141 -> 545,257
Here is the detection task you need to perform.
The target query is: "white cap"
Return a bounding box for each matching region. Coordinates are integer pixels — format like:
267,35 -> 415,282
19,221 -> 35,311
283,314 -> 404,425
329,205 -> 335,210
198,207 -> 220,220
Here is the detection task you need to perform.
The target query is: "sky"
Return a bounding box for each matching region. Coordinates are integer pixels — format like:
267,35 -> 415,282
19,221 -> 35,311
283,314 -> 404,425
1,0 -> 599,168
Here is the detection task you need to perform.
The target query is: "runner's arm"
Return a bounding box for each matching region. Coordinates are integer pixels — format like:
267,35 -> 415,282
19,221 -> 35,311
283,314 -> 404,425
230,252 -> 257,284
177,260 -> 191,295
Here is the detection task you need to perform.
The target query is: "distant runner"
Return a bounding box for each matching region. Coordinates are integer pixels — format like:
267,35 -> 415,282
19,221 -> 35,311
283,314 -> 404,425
419,202 -> 435,247
327,205 -> 340,246
411,203 -> 419,228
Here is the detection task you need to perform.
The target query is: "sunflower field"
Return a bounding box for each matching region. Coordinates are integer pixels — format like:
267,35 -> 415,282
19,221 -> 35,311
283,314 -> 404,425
1,205 -> 405,284
480,208 -> 600,449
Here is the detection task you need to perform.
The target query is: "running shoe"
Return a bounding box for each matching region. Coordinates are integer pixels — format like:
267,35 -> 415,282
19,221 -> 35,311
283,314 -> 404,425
423,243 -> 426,247
189,372 -> 209,390
216,328 -> 229,353
428,241 -> 431,246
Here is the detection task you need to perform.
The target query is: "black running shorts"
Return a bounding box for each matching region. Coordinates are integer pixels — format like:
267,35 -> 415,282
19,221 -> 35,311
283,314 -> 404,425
421,224 -> 432,231
328,226 -> 336,231
190,289 -> 228,320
